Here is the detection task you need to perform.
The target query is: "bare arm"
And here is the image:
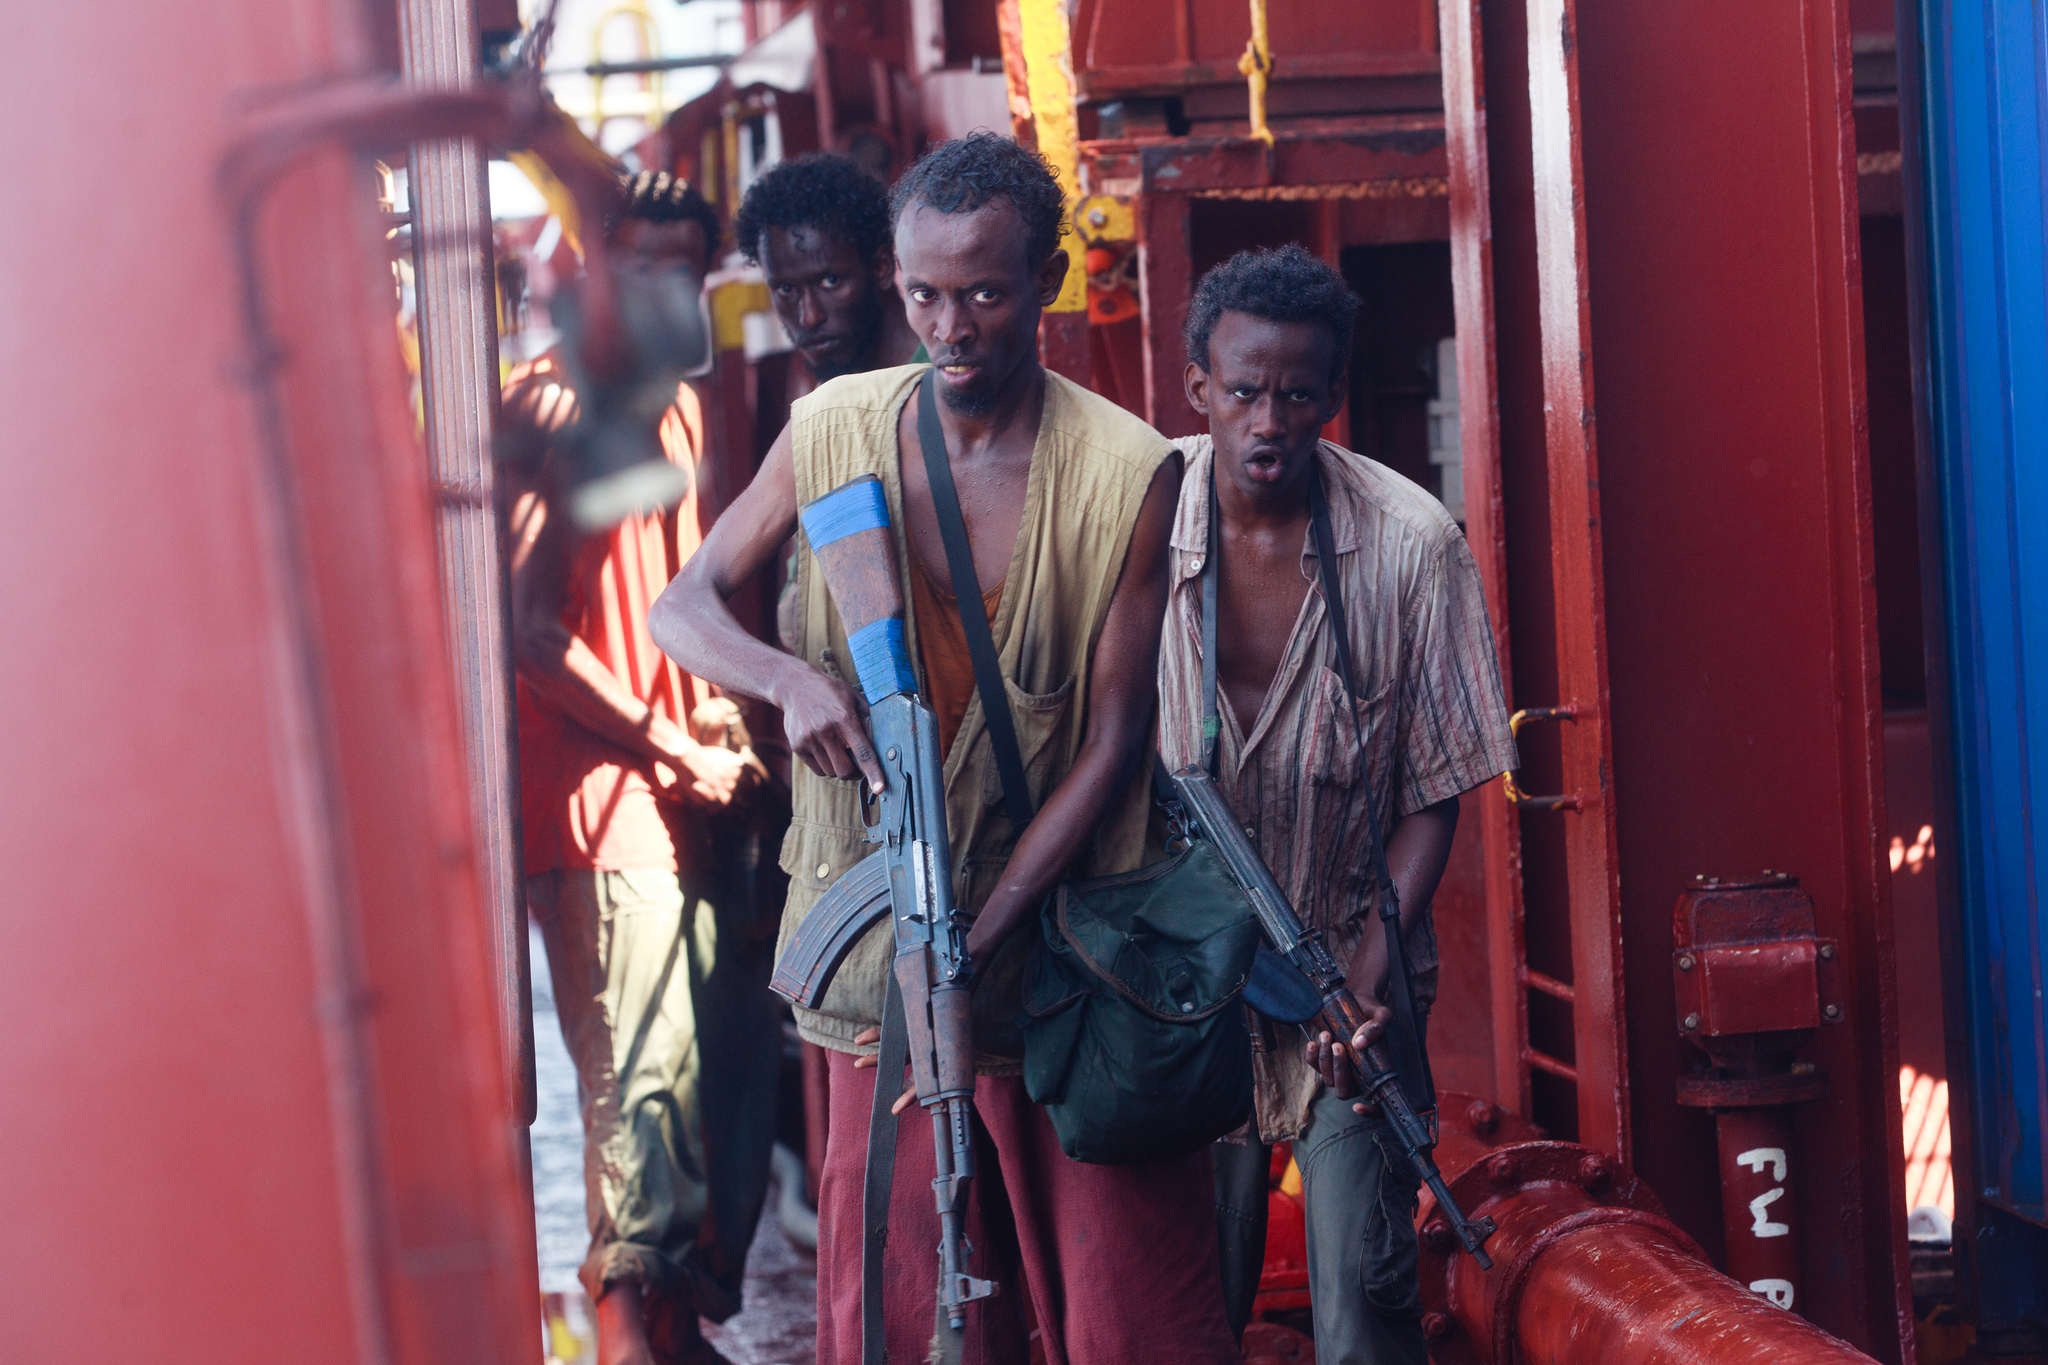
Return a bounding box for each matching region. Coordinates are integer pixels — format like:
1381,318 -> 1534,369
1342,795 -> 1460,1005
963,458 -> 1182,962
645,424 -> 886,790
510,481 -> 746,808
1309,794 -> 1459,1092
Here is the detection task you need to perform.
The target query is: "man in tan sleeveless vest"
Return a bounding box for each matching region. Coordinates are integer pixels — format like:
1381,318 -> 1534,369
649,134 -> 1240,1365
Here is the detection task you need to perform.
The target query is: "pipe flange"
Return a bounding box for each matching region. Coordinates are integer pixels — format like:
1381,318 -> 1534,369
1488,1206 -> 1707,1365
1415,1140 -> 1668,1364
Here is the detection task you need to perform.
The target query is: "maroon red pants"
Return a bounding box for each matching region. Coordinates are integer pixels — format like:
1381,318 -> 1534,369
815,1047 -> 1242,1365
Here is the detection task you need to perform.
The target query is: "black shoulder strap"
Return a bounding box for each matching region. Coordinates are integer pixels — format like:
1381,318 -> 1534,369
916,371 -> 1036,830
1200,475 -> 1222,776
1305,466 -> 1436,1116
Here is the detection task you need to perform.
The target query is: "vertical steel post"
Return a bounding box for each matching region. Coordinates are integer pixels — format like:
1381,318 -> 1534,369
1137,191 -> 1197,437
398,0 -> 533,1123
1519,0 -> 1630,1161
1437,0 -> 1532,1119
1896,0 -> 2048,1347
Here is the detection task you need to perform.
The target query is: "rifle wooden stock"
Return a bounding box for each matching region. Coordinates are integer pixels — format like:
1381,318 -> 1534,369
800,474 -> 902,637
780,475 -> 994,1346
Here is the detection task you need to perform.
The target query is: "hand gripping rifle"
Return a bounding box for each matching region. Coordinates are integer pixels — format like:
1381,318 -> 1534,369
1157,763 -> 1498,1268
769,475 -> 995,1352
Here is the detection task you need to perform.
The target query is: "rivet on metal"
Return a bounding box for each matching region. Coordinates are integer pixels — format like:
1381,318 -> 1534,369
1818,944 -> 1835,960
1422,1312 -> 1454,1341
1578,1154 -> 1611,1191
1465,1099 -> 1499,1135
1487,1152 -> 1518,1187
1683,1013 -> 1701,1030
1422,1220 -> 1455,1254
1677,954 -> 1695,971
1823,1004 -> 1841,1020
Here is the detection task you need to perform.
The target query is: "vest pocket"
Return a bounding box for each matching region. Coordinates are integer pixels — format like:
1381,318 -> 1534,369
979,674 -> 1077,809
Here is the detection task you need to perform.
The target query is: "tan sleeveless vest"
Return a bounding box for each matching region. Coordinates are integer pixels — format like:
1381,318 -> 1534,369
777,363 -> 1170,1067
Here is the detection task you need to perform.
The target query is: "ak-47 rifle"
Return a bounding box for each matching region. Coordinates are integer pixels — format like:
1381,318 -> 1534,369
769,474 -> 995,1343
1158,762 -> 1499,1269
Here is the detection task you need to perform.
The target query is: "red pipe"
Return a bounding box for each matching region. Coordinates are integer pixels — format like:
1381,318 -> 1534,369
1415,1095 -> 1876,1365
1712,1105 -> 1802,1309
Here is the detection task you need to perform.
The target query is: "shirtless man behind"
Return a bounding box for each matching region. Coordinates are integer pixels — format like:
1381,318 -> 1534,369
649,133 -> 1240,1365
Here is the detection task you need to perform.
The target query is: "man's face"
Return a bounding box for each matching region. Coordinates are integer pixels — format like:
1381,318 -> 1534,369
759,224 -> 890,381
612,216 -> 709,279
1185,311 -> 1343,505
895,199 -> 1066,417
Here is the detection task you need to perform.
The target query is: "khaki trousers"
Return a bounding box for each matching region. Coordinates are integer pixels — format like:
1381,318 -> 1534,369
529,867 -> 779,1320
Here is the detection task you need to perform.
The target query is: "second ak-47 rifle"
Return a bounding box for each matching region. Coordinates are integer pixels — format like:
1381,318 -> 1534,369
1158,762 -> 1499,1269
769,474 -> 993,1358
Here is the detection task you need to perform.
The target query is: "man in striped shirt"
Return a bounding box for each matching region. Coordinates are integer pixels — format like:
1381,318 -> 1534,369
1157,245 -> 1517,1365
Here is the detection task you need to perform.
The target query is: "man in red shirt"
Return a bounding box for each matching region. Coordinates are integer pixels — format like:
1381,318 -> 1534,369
506,170 -> 774,1365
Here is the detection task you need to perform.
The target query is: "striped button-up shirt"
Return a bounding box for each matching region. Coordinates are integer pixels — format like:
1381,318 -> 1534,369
1159,436 -> 1517,1140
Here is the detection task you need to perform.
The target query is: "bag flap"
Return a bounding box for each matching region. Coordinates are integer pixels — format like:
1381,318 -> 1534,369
1052,842 -> 1259,1022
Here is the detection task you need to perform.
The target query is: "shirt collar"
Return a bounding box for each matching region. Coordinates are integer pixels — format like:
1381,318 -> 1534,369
1171,436 -> 1361,585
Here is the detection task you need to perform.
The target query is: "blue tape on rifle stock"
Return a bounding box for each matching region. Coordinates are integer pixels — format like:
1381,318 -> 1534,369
846,617 -> 918,704
799,478 -> 891,549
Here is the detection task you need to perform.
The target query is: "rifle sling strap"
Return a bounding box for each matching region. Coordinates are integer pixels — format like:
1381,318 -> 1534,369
918,371 -> 1037,831
1201,459 -> 1437,1116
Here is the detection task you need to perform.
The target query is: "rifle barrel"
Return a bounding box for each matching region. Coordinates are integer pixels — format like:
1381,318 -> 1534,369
1166,764 -> 1498,1267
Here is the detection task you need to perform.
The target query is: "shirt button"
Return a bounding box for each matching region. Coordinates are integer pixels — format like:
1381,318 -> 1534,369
1181,1002 -> 1195,1014
815,862 -> 831,880
1189,556 -> 1205,571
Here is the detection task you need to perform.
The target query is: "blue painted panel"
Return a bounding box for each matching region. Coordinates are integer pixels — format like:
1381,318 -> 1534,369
1903,0 -> 2048,1330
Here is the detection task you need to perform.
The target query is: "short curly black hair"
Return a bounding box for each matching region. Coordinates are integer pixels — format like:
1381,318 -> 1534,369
1184,244 -> 1359,383
614,168 -> 721,257
733,153 -> 894,267
888,132 -> 1067,269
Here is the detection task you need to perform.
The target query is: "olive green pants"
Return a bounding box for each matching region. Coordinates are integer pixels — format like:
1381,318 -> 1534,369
1213,1088 -> 1429,1365
529,868 -> 780,1320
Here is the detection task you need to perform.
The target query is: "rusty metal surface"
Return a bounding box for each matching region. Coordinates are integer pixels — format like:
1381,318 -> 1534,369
1071,0 -> 1438,101
1414,1095 -> 1879,1365
1087,121 -> 1448,195
1557,0 -> 1912,1352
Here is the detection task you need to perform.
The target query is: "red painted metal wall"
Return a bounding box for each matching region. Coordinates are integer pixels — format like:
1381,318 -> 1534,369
1535,0 -> 1912,1354
0,1 -> 539,1361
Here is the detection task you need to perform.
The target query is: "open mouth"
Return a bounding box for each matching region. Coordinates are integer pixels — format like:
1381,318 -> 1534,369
936,362 -> 982,383
1245,448 -> 1286,481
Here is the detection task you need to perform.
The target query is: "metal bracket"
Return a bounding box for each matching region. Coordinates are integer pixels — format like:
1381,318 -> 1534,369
1502,706 -> 1584,811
